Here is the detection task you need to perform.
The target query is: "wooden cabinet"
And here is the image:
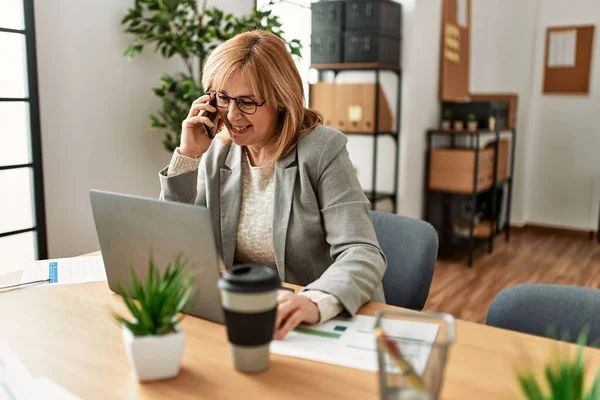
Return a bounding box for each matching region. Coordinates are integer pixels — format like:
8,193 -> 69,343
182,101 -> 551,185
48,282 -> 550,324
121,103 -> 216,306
424,129 -> 516,267
429,148 -> 494,193
429,139 -> 511,194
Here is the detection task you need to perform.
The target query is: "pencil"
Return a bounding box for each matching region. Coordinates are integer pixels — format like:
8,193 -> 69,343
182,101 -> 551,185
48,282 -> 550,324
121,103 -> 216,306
375,327 -> 426,390
0,279 -> 51,291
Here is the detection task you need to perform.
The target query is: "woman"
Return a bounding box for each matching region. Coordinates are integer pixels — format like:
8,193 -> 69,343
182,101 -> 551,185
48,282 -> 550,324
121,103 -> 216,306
159,30 -> 386,339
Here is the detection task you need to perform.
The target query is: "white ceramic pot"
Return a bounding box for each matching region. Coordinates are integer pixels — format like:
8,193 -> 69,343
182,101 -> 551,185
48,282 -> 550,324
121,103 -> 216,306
122,325 -> 185,382
441,120 -> 451,131
453,121 -> 464,131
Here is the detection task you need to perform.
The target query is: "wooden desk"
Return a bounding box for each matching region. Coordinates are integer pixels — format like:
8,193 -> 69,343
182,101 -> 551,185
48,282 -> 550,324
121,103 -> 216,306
1,255 -> 600,399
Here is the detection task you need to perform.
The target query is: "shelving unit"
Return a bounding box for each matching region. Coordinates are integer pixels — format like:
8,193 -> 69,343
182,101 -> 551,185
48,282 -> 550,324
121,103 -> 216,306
309,63 -> 402,211
424,129 -> 516,266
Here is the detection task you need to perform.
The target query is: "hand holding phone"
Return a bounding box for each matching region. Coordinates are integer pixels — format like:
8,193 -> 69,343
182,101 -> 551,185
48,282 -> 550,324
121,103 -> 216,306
179,94 -> 219,158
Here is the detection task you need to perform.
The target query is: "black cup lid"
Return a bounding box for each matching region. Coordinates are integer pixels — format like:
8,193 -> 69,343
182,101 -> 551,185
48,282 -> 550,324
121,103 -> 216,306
218,264 -> 281,293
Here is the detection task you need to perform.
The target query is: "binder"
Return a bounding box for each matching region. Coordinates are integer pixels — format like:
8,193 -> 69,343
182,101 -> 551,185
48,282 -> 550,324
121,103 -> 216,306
334,83 -> 354,132
347,84 -> 365,132
361,83 -> 393,133
309,82 -> 336,128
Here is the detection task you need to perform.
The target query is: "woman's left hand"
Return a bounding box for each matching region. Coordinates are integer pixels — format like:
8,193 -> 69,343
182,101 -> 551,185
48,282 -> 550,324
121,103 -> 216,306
274,291 -> 320,340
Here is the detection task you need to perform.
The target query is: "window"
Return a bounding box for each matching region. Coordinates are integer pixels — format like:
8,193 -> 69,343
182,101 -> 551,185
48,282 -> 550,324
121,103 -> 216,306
256,0 -> 315,99
0,0 -> 47,274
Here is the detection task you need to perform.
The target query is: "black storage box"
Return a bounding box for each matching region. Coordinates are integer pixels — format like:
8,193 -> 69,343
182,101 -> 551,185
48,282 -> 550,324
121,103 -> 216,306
346,0 -> 402,36
344,30 -> 401,64
441,101 -> 509,130
311,33 -> 344,64
311,1 -> 345,32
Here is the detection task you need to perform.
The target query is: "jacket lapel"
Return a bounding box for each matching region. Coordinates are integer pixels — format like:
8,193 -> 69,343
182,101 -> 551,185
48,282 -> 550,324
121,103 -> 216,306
272,148 -> 298,281
219,144 -> 242,269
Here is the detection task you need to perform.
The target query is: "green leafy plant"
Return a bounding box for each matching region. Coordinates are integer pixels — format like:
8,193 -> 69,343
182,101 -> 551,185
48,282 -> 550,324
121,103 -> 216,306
112,254 -> 194,337
516,332 -> 600,400
443,108 -> 452,120
121,0 -> 302,151
467,113 -> 477,122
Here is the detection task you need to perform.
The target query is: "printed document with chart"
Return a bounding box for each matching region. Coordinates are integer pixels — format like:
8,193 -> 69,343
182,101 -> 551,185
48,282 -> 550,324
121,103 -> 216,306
20,255 -> 107,285
270,315 -> 439,374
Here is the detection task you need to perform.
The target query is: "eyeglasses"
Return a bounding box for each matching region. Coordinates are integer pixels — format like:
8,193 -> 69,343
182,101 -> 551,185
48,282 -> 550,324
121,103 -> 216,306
210,91 -> 266,115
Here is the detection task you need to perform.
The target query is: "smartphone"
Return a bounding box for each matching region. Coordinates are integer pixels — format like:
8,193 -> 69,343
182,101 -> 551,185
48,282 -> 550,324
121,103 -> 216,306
203,97 -> 219,139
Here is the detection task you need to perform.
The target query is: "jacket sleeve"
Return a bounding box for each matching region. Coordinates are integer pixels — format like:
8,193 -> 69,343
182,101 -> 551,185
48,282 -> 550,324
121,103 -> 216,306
303,133 -> 387,316
159,150 -> 207,207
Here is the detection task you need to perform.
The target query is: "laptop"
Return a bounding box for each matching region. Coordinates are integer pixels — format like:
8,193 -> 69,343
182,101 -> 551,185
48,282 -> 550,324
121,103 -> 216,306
89,189 -> 225,324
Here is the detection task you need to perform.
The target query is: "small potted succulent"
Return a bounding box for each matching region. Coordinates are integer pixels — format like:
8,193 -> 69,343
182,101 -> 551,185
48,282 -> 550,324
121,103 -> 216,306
442,109 -> 452,131
453,119 -> 464,132
111,254 -> 194,382
467,114 -> 478,132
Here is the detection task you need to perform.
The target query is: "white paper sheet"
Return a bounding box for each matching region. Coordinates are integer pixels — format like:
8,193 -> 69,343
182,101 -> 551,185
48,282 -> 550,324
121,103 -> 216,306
270,315 -> 439,374
0,342 -> 79,400
20,256 -> 106,285
548,30 -> 577,67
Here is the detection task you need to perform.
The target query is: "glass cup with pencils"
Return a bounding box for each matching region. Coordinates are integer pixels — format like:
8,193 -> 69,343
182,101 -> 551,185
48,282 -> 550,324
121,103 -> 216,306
374,310 -> 456,400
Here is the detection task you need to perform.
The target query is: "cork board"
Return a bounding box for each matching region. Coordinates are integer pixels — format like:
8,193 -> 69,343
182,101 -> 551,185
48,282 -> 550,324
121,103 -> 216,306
439,0 -> 471,101
543,25 -> 595,95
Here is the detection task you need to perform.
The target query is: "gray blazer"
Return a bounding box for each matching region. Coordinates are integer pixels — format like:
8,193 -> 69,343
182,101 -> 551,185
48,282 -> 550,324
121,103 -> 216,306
159,124 -> 386,315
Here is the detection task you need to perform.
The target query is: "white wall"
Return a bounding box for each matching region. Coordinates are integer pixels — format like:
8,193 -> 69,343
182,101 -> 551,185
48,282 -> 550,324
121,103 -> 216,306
235,0 -> 600,232
396,0 -> 442,218
431,0 -> 600,230
397,0 -> 539,221
212,0 -> 251,15
345,0 -> 540,222
35,0 -> 254,258
303,0 -> 600,230
524,0 -> 600,230
470,0 -> 539,224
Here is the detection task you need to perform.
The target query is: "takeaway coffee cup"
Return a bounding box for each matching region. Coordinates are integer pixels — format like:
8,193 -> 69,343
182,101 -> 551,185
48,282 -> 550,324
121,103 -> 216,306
218,264 -> 281,373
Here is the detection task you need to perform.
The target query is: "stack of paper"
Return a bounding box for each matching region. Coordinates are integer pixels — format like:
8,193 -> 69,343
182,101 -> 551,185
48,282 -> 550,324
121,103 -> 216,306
0,341 -> 79,399
20,256 -> 107,286
270,315 -> 439,374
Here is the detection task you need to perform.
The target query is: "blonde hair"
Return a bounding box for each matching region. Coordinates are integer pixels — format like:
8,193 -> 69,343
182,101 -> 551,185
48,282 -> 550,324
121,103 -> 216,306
201,30 -> 323,162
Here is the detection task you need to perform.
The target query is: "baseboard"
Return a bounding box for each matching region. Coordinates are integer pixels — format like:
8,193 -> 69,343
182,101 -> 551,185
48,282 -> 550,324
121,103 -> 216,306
510,223 -> 594,239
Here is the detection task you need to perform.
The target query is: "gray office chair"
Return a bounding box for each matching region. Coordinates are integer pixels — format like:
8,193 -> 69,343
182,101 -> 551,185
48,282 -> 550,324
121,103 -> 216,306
486,284 -> 600,345
370,211 -> 438,310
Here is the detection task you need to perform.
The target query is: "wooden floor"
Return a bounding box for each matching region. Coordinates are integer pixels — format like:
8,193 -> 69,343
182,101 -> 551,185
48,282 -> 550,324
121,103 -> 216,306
422,229 -> 600,324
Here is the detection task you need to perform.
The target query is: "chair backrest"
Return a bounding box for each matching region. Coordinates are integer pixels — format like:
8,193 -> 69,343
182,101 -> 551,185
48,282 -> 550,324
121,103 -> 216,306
486,284 -> 600,345
369,211 -> 438,310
